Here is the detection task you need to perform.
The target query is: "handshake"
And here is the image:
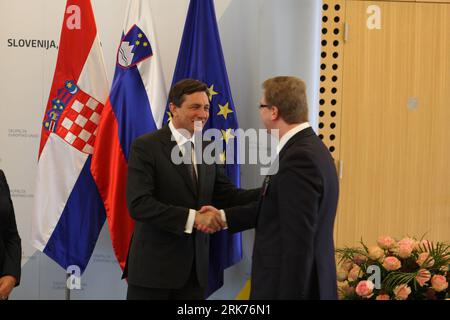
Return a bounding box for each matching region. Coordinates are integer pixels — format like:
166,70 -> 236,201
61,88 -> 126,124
194,205 -> 227,234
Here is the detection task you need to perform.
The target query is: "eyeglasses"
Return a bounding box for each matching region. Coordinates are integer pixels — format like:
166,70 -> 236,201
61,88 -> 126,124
259,104 -> 271,109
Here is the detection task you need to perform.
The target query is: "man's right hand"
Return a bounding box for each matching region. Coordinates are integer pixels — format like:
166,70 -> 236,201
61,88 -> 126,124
0,275 -> 16,300
194,208 -> 226,234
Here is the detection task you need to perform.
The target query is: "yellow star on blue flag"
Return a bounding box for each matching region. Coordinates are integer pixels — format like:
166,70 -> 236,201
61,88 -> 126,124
217,102 -> 233,120
207,84 -> 219,101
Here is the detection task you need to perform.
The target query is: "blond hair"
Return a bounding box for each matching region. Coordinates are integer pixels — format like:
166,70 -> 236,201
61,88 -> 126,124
262,76 -> 308,124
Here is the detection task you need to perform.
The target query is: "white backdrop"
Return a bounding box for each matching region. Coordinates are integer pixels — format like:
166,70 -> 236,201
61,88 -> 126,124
0,0 -> 322,299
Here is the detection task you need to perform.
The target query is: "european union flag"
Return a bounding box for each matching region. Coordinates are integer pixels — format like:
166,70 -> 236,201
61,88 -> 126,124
163,0 -> 242,297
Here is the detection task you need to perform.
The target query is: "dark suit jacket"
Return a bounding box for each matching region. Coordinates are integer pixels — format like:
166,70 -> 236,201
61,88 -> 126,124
226,127 -> 339,299
0,170 -> 21,286
124,125 -> 259,289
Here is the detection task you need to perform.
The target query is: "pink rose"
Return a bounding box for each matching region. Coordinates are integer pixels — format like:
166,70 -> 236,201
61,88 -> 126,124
338,281 -> 356,298
416,252 -> 434,268
393,284 -> 411,300
382,256 -> 401,271
348,265 -> 362,282
415,269 -> 431,287
431,275 -> 448,292
368,246 -> 385,261
355,280 -> 374,299
398,237 -> 415,247
414,239 -> 431,251
397,244 -> 413,258
340,259 -> 353,272
337,268 -> 349,282
377,236 -> 396,249
353,254 -> 367,265
394,238 -> 416,258
395,238 -> 415,258
376,294 -> 390,300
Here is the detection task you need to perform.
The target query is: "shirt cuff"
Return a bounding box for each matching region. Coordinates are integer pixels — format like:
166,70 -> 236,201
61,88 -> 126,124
184,209 -> 197,234
220,209 -> 228,230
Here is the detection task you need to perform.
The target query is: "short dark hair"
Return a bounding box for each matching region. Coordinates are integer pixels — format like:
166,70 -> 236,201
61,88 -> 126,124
263,76 -> 308,124
168,79 -> 208,107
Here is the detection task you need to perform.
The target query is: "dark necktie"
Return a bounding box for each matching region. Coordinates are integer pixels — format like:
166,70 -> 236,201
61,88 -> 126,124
187,141 -> 198,191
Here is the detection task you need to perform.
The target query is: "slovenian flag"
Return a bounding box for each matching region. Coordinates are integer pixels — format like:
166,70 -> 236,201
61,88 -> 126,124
90,0 -> 167,271
31,0 -> 109,273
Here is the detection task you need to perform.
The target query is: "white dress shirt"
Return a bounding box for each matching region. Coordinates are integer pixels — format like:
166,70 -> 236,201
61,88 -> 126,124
169,122 -> 230,233
169,122 -> 198,234
276,122 -> 311,154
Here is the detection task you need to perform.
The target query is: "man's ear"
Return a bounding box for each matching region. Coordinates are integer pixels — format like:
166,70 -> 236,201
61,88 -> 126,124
169,103 -> 177,118
271,106 -> 279,120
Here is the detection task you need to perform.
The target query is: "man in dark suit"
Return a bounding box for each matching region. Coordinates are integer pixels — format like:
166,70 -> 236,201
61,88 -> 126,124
199,76 -> 339,299
124,79 -> 259,299
0,170 -> 21,300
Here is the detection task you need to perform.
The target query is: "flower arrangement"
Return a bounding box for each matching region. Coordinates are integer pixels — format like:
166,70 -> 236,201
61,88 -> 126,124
336,236 -> 450,300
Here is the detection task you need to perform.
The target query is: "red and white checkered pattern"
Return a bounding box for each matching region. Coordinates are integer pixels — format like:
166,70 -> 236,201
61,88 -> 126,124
56,90 -> 104,154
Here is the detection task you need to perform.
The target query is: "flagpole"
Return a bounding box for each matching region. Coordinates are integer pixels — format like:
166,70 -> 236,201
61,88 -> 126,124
65,273 -> 71,300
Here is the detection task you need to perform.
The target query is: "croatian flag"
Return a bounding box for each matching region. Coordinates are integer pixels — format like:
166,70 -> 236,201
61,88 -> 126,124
91,0 -> 167,271
31,0 -> 109,273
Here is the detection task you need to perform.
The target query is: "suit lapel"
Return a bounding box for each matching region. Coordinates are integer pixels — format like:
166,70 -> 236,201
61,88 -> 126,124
160,125 -> 198,198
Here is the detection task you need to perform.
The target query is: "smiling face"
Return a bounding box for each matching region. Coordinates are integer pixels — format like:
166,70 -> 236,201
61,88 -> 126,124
169,91 -> 210,135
